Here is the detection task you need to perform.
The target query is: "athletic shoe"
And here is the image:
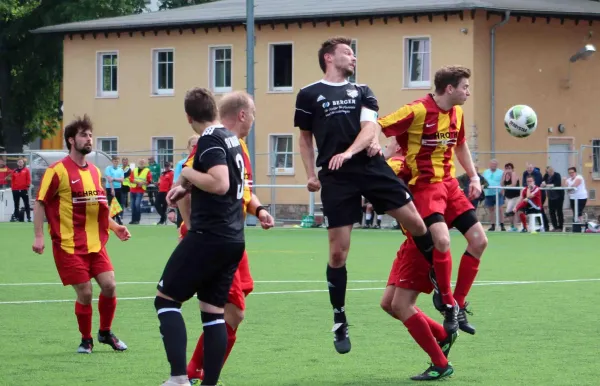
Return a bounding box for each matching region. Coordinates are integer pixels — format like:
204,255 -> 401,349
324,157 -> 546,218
458,303 -> 476,335
77,338 -> 93,354
439,331 -> 459,357
410,363 -> 454,381
441,303 -> 459,334
98,330 -> 128,351
332,322 -> 351,354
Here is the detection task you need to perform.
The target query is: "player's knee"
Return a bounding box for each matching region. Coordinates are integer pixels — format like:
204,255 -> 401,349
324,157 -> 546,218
470,234 -> 488,256
99,281 -> 116,297
329,249 -> 348,267
224,304 -> 244,329
380,299 -> 393,316
154,295 -> 181,313
77,291 -> 93,305
391,300 -> 414,322
432,234 -> 450,252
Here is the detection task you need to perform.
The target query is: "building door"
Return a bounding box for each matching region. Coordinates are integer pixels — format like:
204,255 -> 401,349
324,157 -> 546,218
548,143 -> 570,209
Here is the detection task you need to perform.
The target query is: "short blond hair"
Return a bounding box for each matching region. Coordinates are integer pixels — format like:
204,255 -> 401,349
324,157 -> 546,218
218,91 -> 253,119
187,134 -> 199,147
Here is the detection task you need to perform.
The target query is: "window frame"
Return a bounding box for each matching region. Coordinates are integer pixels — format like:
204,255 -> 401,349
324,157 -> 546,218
268,42 -> 294,93
403,36 -> 432,89
151,48 -> 175,96
208,45 -> 233,94
268,134 -> 294,176
96,51 -> 119,98
96,137 -> 119,156
592,138 -> 600,180
151,136 -> 175,165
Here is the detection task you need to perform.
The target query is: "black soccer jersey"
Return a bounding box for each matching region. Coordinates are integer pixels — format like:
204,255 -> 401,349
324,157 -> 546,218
294,80 -> 379,169
190,125 -> 245,241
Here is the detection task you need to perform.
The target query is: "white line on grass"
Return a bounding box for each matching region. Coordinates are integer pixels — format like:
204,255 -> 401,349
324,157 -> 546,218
0,278 -> 599,305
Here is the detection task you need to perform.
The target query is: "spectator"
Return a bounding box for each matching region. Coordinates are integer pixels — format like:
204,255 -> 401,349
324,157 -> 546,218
541,166 -> 564,231
128,158 -> 152,225
522,163 -> 549,231
173,135 -> 199,228
105,156 -> 125,225
563,167 -> 588,223
501,162 -> 520,232
0,157 -> 12,189
155,162 -> 174,225
510,175 -> 542,233
457,166 -> 488,210
147,157 -> 161,206
10,159 -> 31,222
482,159 -> 505,231
121,157 -> 131,210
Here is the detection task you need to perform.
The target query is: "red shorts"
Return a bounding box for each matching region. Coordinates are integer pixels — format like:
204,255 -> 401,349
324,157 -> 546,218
179,223 -> 253,310
387,238 -> 434,294
411,178 -> 474,225
52,244 -> 114,286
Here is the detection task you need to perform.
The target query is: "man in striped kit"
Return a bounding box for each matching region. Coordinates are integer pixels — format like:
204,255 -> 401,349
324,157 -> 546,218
32,115 -> 131,354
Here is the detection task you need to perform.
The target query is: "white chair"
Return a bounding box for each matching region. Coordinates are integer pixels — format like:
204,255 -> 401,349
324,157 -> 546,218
527,213 -> 545,232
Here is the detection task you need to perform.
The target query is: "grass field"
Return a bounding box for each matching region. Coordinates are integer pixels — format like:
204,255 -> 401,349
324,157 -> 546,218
1,223 -> 599,386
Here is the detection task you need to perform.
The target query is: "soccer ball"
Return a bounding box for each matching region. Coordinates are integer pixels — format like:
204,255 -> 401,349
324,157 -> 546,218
504,105 -> 538,138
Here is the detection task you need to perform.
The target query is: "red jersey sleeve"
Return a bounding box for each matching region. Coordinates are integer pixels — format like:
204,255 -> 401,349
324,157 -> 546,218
378,104 -> 417,137
37,168 -> 60,204
183,144 -> 197,170
457,107 -> 466,146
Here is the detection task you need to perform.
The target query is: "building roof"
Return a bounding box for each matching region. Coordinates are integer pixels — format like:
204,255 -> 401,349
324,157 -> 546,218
32,0 -> 600,34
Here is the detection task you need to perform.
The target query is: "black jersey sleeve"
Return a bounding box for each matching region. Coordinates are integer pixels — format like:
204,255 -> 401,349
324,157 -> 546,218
196,134 -> 227,171
294,88 -> 313,131
359,85 -> 379,112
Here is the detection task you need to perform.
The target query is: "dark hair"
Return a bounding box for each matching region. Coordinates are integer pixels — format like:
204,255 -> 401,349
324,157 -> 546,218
111,156 -> 119,161
527,175 -> 534,180
504,162 -> 514,169
318,36 -> 352,73
568,167 -> 577,173
434,65 -> 472,94
64,115 -> 93,151
184,87 -> 218,124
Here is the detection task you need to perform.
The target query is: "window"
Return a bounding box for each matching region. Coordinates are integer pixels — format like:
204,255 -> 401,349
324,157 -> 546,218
210,46 -> 232,93
153,49 -> 174,95
97,138 -> 118,155
349,39 -> 357,83
97,52 -> 118,97
153,137 -> 174,165
269,43 -> 293,91
269,134 -> 294,174
404,37 -> 431,88
593,139 -> 600,179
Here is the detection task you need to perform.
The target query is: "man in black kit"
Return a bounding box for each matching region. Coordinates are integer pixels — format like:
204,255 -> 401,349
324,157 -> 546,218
294,37 -> 436,354
155,87 -> 246,386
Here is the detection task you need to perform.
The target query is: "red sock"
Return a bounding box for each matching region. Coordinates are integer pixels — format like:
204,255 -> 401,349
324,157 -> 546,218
188,333 -> 205,379
404,312 -> 448,368
75,302 -> 92,340
519,212 -> 528,230
98,294 -> 117,332
453,253 -> 480,309
223,323 -> 237,365
432,249 -> 454,305
415,307 -> 448,342
187,323 -> 238,380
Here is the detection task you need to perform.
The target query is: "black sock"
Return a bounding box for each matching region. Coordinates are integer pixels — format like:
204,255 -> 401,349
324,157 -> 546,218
200,311 -> 227,385
377,218 -> 382,227
413,229 -> 435,264
326,264 -> 347,324
154,297 -> 187,377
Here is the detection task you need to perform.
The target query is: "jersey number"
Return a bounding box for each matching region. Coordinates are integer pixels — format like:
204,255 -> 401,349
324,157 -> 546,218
235,153 -> 245,199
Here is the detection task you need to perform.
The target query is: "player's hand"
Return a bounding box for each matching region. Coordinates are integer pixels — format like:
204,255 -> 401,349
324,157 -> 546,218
328,151 -> 352,170
258,210 -> 275,229
367,139 -> 382,157
307,176 -> 321,192
468,180 -> 482,201
113,225 -> 131,241
32,236 -> 45,255
167,186 -> 188,206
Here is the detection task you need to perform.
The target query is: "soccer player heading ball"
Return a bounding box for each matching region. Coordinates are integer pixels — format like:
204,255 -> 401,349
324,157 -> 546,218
294,37 -> 436,354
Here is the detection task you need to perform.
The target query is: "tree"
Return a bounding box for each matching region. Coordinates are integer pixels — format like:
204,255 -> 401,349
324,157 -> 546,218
158,0 -> 214,11
0,0 -> 146,153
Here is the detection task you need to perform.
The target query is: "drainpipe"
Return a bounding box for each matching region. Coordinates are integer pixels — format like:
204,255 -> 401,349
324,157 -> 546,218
490,10 -> 510,159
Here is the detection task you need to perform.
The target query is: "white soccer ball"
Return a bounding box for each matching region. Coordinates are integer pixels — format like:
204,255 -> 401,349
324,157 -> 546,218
504,105 -> 538,138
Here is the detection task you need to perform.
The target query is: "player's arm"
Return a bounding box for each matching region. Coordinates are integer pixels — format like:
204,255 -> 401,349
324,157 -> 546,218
455,114 -> 481,200
247,193 -> 275,229
341,85 -> 380,156
181,135 -> 230,195
32,168 -> 59,254
178,194 -> 192,228
299,130 -> 316,179
377,105 -> 416,138
295,90 -> 317,180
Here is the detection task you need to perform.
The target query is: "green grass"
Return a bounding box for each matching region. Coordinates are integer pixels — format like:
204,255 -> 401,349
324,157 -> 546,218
0,223 -> 599,386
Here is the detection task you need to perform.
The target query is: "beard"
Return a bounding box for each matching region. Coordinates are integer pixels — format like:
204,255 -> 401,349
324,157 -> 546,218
337,64 -> 354,79
75,143 -> 92,155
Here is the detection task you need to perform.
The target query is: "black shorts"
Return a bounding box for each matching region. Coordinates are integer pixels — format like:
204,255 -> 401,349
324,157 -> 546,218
157,231 -> 245,307
319,156 -> 413,229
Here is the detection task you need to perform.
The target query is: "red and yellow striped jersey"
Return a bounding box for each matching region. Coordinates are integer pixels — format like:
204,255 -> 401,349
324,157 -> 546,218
386,156 -> 405,178
378,94 -> 466,186
37,156 -> 109,255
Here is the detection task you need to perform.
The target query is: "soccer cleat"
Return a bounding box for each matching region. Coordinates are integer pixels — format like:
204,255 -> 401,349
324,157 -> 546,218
410,363 -> 454,381
77,338 -> 93,354
457,303 -> 476,335
189,380 -> 201,386
438,331 -> 459,358
441,303 -> 459,334
97,330 -> 128,351
332,322 -> 351,354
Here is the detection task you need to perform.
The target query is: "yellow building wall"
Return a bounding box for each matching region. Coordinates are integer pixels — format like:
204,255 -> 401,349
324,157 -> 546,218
62,14 -> 476,206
